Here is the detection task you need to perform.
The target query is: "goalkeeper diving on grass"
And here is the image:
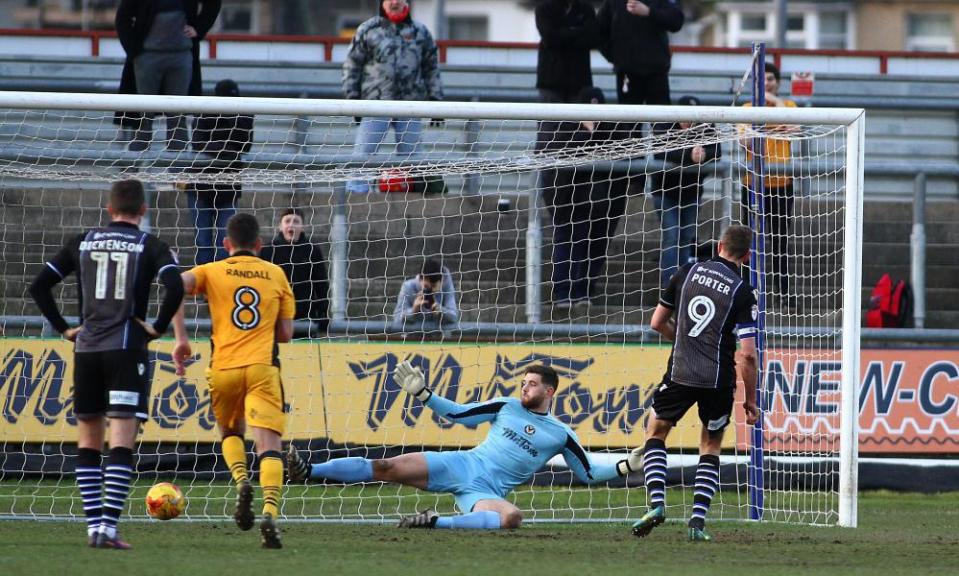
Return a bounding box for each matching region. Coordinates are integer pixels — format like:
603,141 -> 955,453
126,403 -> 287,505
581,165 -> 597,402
286,363 -> 642,529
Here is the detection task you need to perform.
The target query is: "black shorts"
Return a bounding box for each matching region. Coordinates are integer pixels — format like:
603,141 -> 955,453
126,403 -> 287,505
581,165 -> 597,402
74,349 -> 151,421
651,379 -> 735,437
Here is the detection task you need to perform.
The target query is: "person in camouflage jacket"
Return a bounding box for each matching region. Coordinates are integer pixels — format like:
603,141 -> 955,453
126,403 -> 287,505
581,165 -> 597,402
343,0 -> 443,193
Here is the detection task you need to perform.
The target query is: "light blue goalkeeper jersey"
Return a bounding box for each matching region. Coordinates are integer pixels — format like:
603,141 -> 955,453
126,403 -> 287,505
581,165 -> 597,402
424,394 -> 621,495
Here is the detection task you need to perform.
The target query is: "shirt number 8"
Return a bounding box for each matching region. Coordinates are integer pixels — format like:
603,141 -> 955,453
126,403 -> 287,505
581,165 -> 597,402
232,286 -> 261,330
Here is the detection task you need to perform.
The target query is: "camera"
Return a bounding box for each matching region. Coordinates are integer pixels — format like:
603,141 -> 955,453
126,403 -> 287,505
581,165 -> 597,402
422,287 -> 435,307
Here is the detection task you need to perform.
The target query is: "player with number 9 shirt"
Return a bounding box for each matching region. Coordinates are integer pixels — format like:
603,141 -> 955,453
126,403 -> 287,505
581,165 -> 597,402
171,213 -> 295,549
630,225 -> 760,542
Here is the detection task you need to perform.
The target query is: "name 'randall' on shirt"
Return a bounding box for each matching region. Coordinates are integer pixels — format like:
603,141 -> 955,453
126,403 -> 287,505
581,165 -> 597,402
79,239 -> 145,252
226,268 -> 271,280
688,269 -> 732,294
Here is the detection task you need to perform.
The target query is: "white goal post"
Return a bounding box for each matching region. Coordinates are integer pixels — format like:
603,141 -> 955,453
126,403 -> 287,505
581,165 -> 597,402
0,92 -> 863,527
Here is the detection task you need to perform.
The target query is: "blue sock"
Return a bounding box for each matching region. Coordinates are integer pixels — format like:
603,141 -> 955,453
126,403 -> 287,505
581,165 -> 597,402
435,511 -> 501,530
309,457 -> 373,483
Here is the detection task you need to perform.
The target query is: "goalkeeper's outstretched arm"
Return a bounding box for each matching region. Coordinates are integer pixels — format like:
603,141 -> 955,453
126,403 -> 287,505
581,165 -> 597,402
562,430 -> 645,484
394,361 -> 505,427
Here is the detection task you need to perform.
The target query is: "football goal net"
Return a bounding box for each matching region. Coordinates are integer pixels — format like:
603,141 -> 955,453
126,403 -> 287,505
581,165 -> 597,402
0,89 -> 863,527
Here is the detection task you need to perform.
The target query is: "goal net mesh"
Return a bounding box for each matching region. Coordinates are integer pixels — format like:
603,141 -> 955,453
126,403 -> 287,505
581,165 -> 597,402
0,96 -> 852,525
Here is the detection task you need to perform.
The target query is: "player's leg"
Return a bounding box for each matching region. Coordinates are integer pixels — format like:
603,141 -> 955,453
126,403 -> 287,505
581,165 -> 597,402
687,386 -> 736,542
73,352 -> 107,546
465,498 -> 522,529
208,367 -> 255,531
246,364 -> 289,549
632,380 -> 694,538
400,495 -> 519,530
289,449 -> 431,489
251,426 -> 283,549
98,416 -> 138,549
94,349 -> 150,549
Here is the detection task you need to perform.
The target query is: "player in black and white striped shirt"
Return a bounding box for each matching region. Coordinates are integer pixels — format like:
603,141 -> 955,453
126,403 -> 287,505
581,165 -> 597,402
29,180 -> 184,549
631,225 -> 760,542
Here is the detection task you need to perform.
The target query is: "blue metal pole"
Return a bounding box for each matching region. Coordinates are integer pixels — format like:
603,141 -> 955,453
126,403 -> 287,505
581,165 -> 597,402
747,43 -> 768,522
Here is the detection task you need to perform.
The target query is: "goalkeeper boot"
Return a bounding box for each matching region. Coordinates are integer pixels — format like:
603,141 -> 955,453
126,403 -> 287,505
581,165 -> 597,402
285,444 -> 310,484
631,505 -> 666,538
260,513 -> 283,549
234,481 -> 255,531
687,526 -> 712,542
398,509 -> 439,529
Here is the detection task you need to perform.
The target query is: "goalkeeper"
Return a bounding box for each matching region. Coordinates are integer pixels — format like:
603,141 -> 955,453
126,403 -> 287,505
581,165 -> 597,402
287,363 -> 641,529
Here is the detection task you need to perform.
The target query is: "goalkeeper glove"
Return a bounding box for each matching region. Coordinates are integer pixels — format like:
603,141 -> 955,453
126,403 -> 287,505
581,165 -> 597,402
616,446 -> 644,477
395,360 -> 432,402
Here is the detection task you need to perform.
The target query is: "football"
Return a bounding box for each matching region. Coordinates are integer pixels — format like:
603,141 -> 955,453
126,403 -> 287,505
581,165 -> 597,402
145,482 -> 186,520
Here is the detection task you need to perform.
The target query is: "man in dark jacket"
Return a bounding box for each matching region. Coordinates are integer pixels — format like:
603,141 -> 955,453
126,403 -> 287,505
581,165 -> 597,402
188,78 -> 253,265
540,87 -> 629,307
261,208 -> 329,332
535,0 -> 600,104
115,0 -> 221,150
652,95 -> 721,287
597,0 -> 684,110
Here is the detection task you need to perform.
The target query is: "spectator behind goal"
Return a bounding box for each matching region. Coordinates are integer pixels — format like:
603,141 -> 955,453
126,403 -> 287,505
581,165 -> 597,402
261,208 -> 330,333
393,258 -> 459,332
187,78 -> 253,265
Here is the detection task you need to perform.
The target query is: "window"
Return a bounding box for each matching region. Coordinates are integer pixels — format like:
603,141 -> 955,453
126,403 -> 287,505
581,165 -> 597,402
448,16 -> 489,41
819,12 -> 849,50
787,15 -> 805,32
906,13 -> 954,52
220,0 -> 256,34
726,7 -> 851,50
741,14 -> 767,33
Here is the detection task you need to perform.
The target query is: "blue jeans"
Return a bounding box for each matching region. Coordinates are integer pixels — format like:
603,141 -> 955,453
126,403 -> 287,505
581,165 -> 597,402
545,168 -> 628,302
654,188 -> 700,287
187,192 -> 235,265
347,117 -> 423,193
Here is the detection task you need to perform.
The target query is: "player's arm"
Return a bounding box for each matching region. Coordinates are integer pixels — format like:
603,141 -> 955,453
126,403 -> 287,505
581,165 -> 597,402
394,361 -> 505,426
651,265 -> 683,340
734,286 -> 760,425
650,305 -> 676,341
560,431 -> 643,483
737,333 -> 760,426
28,239 -> 78,339
147,243 -> 185,335
172,270 -> 200,375
275,272 -> 296,343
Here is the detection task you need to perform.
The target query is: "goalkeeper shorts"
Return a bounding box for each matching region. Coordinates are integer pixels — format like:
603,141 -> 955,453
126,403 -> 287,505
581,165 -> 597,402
424,451 -> 506,513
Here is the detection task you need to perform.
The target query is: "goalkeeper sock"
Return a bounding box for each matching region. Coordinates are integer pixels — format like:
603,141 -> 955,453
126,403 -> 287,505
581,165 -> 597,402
76,447 -> 103,537
309,457 -> 373,483
258,451 -> 283,519
222,435 -> 249,487
643,438 -> 668,509
100,446 -> 133,539
689,454 -> 720,529
435,511 -> 501,530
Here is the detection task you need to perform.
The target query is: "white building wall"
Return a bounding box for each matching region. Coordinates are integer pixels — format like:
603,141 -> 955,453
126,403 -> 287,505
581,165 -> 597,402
415,0 -> 539,42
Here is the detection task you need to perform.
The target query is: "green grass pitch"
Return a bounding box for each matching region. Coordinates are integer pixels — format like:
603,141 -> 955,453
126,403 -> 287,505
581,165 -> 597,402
0,491 -> 957,575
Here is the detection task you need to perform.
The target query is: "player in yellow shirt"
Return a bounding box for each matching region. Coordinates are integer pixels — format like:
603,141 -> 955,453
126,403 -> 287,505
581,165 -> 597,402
172,213 -> 295,549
